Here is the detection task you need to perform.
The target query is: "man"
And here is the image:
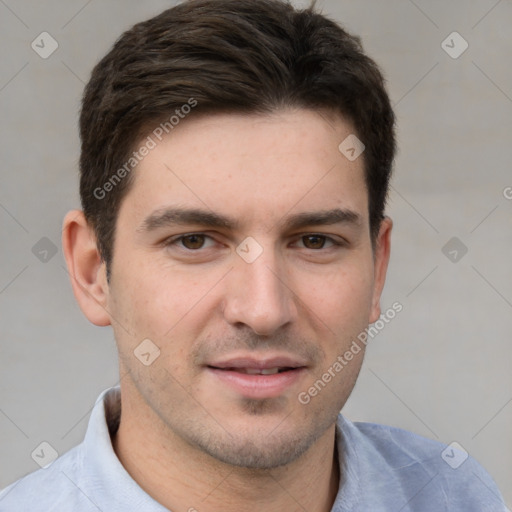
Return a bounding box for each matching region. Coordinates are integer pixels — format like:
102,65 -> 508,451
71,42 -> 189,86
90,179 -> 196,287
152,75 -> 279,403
0,0 -> 506,510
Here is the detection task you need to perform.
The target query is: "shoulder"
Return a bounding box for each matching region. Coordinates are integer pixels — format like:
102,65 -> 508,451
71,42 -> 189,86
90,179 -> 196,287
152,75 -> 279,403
0,445 -> 90,512
336,416 -> 507,511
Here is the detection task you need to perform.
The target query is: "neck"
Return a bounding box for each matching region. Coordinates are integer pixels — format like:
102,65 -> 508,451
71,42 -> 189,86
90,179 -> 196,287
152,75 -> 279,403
111,386 -> 340,512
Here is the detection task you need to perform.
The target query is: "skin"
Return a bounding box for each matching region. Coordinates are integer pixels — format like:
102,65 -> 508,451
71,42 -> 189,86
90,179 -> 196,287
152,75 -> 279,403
63,108 -> 392,512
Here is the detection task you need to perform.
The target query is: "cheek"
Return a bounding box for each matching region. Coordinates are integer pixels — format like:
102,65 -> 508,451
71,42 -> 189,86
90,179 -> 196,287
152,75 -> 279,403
296,261 -> 375,327
110,250 -> 181,321
111,264 -> 216,361
107,260 -> 168,348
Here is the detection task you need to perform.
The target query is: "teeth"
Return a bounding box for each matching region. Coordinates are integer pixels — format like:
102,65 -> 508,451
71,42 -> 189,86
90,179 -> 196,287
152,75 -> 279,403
238,367 -> 280,375
244,368 -> 262,375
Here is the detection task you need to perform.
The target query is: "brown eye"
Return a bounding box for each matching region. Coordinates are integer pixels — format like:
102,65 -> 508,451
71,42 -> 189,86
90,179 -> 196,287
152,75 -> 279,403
302,235 -> 327,249
181,234 -> 206,250
164,233 -> 217,253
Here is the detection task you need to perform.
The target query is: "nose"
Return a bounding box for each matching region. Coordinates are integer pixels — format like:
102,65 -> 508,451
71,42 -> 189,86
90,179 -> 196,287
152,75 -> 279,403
222,246 -> 297,336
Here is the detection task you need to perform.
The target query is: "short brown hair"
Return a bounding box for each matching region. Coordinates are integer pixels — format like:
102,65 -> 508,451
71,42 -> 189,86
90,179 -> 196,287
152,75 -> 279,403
79,0 -> 396,278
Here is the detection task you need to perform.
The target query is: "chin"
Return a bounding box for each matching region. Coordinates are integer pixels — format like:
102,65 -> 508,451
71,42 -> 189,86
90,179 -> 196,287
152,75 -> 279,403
186,408 -> 336,470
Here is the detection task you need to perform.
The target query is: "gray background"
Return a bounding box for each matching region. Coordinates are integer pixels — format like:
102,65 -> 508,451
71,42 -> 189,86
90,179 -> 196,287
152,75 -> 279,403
0,0 -> 511,506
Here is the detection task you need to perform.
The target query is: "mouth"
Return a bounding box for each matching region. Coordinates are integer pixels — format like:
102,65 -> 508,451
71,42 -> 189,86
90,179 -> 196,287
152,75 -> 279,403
207,366 -> 298,375
205,356 -> 308,399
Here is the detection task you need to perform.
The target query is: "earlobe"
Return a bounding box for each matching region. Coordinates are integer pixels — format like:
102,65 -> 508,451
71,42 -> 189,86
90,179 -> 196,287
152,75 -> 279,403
369,216 -> 393,324
62,210 -> 111,327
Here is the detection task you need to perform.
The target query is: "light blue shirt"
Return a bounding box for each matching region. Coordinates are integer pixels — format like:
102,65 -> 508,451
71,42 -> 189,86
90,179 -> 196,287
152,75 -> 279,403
0,386 -> 507,511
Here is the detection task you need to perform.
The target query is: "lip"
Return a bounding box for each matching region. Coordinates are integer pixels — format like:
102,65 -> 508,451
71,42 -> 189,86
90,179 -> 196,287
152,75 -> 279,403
207,355 -> 308,370
205,354 -> 308,399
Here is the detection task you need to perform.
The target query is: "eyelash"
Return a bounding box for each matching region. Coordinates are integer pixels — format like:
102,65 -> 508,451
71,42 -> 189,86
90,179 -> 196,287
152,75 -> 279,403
163,233 -> 346,251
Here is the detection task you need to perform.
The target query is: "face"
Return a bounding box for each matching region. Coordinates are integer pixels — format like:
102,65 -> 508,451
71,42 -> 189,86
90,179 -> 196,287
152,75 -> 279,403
104,109 -> 390,469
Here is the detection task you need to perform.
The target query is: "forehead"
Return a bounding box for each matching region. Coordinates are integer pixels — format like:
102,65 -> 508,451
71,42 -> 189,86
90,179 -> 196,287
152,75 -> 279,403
120,109 -> 369,231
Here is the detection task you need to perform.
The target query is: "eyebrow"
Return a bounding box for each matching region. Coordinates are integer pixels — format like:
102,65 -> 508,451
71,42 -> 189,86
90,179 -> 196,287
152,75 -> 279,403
137,206 -> 363,234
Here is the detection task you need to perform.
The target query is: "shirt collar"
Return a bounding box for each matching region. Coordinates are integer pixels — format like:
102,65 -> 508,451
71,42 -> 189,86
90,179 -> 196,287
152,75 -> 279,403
81,386 -> 168,511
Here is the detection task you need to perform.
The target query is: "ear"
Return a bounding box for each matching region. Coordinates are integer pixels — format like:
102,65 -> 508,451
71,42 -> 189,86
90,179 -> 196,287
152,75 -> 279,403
369,216 -> 393,324
62,210 -> 111,326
